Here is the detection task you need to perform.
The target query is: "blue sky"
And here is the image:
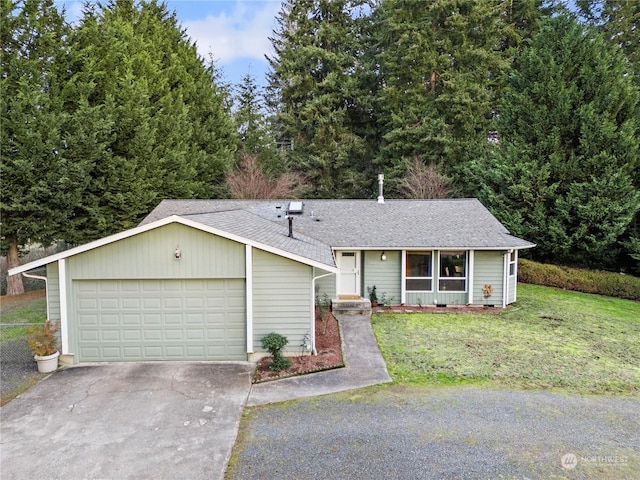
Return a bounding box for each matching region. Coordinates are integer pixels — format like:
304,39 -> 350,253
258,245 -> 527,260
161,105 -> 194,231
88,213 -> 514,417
55,1 -> 284,86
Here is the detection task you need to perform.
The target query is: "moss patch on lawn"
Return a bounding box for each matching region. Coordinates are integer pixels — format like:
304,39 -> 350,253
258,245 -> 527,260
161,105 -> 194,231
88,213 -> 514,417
372,284 -> 640,395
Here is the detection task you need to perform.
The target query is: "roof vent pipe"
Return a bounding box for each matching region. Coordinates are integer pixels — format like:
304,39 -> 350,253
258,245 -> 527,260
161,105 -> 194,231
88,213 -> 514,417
288,216 -> 294,238
377,173 -> 385,204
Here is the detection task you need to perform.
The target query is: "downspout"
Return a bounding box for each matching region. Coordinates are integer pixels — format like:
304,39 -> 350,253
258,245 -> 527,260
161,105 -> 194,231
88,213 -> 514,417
21,272 -> 50,322
311,271 -> 335,355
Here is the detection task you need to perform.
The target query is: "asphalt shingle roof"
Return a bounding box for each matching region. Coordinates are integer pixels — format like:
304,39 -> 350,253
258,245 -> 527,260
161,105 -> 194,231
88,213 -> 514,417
141,199 -> 535,266
186,210 -> 336,268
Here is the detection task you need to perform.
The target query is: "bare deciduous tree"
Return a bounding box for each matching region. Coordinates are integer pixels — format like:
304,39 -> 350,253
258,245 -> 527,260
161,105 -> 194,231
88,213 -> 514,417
227,154 -> 307,199
396,156 -> 453,199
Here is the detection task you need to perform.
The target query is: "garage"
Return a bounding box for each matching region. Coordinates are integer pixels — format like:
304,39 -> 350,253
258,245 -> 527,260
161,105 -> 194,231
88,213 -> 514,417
8,216 -> 335,365
74,279 -> 246,362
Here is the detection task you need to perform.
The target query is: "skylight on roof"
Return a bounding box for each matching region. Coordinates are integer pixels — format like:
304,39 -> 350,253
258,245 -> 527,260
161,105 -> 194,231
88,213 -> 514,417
287,201 -> 304,214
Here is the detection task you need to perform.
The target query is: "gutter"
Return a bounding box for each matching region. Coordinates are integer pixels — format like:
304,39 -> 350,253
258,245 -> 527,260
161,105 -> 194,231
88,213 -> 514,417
21,272 -> 50,322
311,271 -> 335,355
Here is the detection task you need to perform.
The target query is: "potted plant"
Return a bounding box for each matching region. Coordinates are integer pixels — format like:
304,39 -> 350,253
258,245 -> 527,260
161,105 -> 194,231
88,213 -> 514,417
367,285 -> 378,307
27,320 -> 60,373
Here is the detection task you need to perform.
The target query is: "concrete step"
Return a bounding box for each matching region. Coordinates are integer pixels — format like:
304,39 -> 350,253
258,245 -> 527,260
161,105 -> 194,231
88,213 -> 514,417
331,298 -> 372,316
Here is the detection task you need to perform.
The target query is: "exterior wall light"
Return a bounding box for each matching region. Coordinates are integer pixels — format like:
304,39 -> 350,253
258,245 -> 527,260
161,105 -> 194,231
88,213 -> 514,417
174,246 -> 182,260
381,251 -> 387,261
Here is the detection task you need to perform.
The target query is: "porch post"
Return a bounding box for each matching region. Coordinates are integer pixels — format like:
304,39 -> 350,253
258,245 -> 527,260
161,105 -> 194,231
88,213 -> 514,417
58,259 -> 69,354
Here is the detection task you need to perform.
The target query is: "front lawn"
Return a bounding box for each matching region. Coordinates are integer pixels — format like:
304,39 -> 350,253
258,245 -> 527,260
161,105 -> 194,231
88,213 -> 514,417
372,284 -> 640,395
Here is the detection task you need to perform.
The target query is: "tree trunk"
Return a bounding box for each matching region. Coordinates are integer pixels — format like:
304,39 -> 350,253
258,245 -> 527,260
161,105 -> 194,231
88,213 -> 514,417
6,236 -> 24,296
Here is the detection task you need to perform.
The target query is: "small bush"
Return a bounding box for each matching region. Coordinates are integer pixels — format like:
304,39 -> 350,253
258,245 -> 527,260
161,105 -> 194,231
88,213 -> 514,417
26,320 -> 59,356
518,259 -> 640,301
268,355 -> 292,371
261,332 -> 291,371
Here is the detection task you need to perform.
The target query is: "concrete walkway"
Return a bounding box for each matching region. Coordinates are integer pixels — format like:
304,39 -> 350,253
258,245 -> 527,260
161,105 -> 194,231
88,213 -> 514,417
247,313 -> 392,406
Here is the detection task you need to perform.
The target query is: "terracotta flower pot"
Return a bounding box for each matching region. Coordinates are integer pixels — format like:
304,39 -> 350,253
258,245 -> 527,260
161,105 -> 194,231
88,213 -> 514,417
34,351 -> 60,373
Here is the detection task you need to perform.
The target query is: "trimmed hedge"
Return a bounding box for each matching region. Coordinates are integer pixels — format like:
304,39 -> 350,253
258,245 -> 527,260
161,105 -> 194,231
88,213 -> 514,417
518,259 -> 640,301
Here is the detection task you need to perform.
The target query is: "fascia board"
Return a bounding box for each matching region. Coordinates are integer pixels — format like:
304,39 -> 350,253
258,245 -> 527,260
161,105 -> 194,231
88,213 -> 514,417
9,215 -> 338,277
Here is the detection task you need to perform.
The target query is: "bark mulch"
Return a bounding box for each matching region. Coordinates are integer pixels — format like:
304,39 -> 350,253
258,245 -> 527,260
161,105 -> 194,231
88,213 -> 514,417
253,308 -> 343,383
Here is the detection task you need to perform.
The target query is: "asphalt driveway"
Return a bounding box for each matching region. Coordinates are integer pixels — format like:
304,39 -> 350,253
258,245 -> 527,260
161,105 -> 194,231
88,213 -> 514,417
228,386 -> 640,480
0,362 -> 253,480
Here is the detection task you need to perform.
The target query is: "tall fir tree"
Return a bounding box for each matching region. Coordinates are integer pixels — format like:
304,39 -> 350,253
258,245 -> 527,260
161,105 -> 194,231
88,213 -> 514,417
374,0 -> 511,192
576,0 -> 639,73
232,71 -> 280,174
575,0 -> 640,271
266,0 -> 376,198
474,14 -> 640,269
64,0 -> 237,242
1,0 -> 88,294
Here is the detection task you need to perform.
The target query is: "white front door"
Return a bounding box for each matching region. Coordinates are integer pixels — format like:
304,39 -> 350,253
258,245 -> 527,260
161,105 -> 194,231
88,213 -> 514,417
338,251 -> 360,295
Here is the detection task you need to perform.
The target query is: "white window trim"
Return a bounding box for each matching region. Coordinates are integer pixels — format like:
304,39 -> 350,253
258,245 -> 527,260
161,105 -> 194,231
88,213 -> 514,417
509,250 -> 517,277
437,250 -> 468,293
404,251 -> 434,294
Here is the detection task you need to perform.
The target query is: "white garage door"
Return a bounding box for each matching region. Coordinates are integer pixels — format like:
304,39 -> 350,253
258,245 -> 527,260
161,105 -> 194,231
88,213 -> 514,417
74,279 -> 246,361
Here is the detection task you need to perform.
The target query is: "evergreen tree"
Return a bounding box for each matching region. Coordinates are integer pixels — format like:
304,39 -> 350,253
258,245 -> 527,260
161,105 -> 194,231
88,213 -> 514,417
474,14 -> 640,268
0,0 -> 87,294
232,71 -> 280,174
375,0 -> 511,191
501,0 -> 554,51
266,0 -> 375,198
576,0 -> 639,73
64,0 -> 236,242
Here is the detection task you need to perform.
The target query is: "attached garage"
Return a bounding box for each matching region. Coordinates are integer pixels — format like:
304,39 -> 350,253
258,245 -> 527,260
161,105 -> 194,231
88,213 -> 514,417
9,215 -> 337,365
75,279 -> 246,362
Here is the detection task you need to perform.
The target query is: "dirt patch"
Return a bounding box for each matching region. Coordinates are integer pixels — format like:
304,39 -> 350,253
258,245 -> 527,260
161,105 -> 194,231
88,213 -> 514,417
253,308 -> 343,383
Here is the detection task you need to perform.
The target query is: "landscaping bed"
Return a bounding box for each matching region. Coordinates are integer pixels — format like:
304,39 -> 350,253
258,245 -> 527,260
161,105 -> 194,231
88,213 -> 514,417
253,308 -> 343,383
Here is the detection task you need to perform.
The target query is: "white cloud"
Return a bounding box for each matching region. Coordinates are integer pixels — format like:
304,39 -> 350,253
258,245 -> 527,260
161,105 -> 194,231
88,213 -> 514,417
183,1 -> 282,63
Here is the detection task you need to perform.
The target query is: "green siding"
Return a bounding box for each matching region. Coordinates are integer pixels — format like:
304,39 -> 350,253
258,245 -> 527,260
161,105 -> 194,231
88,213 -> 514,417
473,251 -> 505,306
508,276 -> 517,304
405,292 -> 468,306
314,268 -> 336,301
363,250 -> 401,304
252,249 -> 312,355
47,263 -> 60,321
67,223 -> 245,280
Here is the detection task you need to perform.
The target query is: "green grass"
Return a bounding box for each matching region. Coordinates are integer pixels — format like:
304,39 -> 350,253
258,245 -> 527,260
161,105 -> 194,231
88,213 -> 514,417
0,291 -> 48,405
372,284 -> 640,395
0,291 -> 47,342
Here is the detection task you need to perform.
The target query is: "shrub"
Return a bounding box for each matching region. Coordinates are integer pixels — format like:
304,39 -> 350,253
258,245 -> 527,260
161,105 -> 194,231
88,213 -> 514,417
26,320 -> 59,356
518,259 -> 640,301
261,332 -> 291,371
367,285 -> 378,303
